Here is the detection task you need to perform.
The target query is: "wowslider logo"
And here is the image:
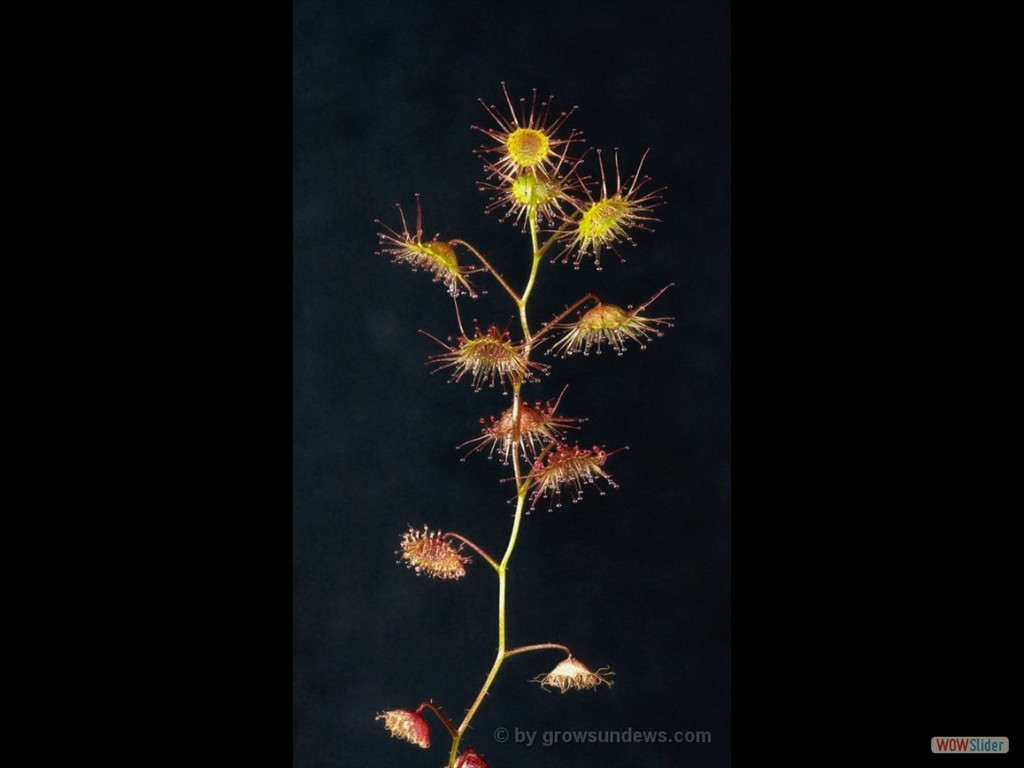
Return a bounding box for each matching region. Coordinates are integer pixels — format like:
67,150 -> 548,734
932,737 -> 1009,754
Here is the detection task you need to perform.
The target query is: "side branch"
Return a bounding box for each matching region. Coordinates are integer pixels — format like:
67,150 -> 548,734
504,643 -> 573,660
534,215 -> 578,263
451,239 -> 521,304
416,701 -> 458,740
443,532 -> 500,572
531,293 -> 600,346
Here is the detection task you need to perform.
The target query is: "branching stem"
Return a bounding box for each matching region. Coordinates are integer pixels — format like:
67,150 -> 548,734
443,532 -> 500,573
445,207 -> 545,768
417,701 -> 459,740
451,239 -> 521,304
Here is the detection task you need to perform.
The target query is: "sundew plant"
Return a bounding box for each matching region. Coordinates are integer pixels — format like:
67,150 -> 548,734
374,83 -> 674,768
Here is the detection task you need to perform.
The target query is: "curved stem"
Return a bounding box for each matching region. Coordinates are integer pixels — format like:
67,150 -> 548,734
519,209 -> 543,342
448,484 -> 528,765
528,210 -> 541,267
504,642 -> 573,660
451,239 -> 521,304
417,701 -> 458,740
498,482 -> 528,648
443,532 -> 500,573
446,209 -> 544,768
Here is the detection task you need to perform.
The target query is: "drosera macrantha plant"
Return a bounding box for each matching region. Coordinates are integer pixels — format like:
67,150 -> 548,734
373,83 -> 674,768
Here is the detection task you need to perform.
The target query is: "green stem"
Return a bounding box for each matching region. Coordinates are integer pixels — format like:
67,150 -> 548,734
535,215 -> 576,263
504,642 -> 572,659
451,486 -> 526,725
450,239 -> 521,304
443,532 -> 500,573
518,209 -> 542,345
446,208 -> 544,768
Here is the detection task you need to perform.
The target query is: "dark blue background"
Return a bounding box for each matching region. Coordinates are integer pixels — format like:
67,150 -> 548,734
294,1 -> 731,766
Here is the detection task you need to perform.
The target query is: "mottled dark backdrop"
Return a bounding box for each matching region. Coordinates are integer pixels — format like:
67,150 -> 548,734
294,1 -> 731,766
